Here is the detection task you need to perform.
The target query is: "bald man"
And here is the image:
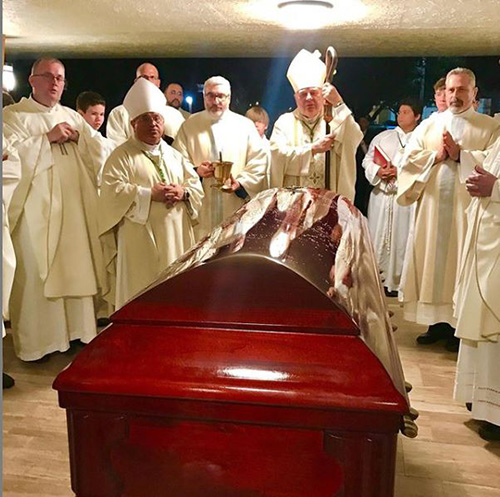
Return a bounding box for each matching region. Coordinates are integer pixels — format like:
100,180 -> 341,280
3,57 -> 111,361
107,63 -> 184,146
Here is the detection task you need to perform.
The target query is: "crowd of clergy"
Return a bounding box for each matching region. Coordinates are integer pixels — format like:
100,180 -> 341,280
2,50 -> 500,441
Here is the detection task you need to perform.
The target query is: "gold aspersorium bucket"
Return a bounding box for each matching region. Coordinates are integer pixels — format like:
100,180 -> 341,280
212,161 -> 233,190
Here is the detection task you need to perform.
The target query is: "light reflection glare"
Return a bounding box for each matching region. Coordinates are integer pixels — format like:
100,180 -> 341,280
222,368 -> 289,381
269,230 -> 290,258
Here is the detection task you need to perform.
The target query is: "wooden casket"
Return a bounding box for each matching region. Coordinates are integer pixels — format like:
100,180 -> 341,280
54,188 -> 411,497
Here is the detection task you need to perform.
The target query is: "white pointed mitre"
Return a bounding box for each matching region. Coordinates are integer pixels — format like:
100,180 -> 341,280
123,78 -> 166,120
287,49 -> 326,93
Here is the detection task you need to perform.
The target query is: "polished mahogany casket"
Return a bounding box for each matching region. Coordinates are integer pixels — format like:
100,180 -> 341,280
54,188 -> 410,497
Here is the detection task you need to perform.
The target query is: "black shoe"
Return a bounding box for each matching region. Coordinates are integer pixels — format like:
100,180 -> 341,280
97,317 -> 111,327
479,422 -> 500,442
384,288 -> 398,298
466,402 -> 472,412
445,336 -> 460,353
416,323 -> 454,345
3,373 -> 15,389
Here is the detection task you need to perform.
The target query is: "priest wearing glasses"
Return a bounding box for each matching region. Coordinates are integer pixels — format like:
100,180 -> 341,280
270,49 -> 362,200
174,76 -> 268,240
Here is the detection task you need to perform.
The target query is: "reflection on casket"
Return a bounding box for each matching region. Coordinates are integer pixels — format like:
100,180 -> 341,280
54,187 -> 410,497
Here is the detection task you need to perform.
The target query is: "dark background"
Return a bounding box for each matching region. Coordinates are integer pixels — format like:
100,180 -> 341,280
7,55 -> 500,131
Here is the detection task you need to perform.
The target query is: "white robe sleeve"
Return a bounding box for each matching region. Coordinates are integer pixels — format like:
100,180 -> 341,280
329,104 -> 363,200
125,186 -> 151,225
397,121 -> 437,206
362,134 -> 383,187
106,106 -> 131,147
234,124 -> 268,198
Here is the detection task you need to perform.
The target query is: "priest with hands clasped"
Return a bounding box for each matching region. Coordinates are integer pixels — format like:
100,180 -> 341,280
99,78 -> 203,310
270,49 -> 362,200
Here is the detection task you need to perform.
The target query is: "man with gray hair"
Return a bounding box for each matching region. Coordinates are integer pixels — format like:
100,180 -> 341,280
107,63 -> 184,146
397,67 -> 500,350
174,75 -> 267,239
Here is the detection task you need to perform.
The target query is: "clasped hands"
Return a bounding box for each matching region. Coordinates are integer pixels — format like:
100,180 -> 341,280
465,166 -> 497,198
47,122 -> 79,144
435,131 -> 460,164
151,183 -> 185,205
376,162 -> 398,181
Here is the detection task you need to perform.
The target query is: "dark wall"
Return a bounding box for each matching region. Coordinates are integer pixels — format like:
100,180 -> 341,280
8,56 -> 500,130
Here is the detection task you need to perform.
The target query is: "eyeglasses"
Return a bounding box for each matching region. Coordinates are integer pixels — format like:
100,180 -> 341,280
204,92 -> 230,102
32,72 -> 67,87
296,88 -> 322,99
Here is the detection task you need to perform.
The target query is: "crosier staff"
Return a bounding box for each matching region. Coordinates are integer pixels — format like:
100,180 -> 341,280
323,46 -> 338,190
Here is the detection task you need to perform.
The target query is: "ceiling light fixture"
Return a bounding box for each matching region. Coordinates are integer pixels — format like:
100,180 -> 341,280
277,0 -> 335,30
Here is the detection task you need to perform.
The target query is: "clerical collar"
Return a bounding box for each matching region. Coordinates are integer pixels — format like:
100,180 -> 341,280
205,109 -> 229,123
29,95 -> 59,112
293,109 -> 322,140
445,106 -> 475,119
133,136 -> 162,154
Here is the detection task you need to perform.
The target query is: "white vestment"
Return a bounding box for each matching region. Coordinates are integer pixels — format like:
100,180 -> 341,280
3,96 -> 111,360
363,127 -> 414,291
173,110 -> 268,240
99,137 -> 204,309
2,136 -> 21,335
106,104 -> 185,147
453,137 -> 500,425
269,105 -> 363,200
397,108 -> 500,325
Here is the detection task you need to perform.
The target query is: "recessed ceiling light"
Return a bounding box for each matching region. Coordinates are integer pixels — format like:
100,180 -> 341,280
277,0 -> 336,30
278,0 -> 334,8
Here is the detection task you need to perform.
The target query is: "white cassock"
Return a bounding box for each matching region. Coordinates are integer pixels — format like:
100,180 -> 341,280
106,104 -> 185,147
2,136 -> 21,337
261,134 -> 271,189
173,110 -> 267,240
3,96 -> 111,361
269,105 -> 363,200
99,137 -> 204,309
363,127 -> 414,292
397,107 -> 500,325
454,137 -> 500,426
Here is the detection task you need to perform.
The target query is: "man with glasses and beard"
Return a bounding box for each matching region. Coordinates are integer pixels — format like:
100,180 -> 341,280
3,57 -> 112,362
174,76 -> 267,240
270,49 -> 362,200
